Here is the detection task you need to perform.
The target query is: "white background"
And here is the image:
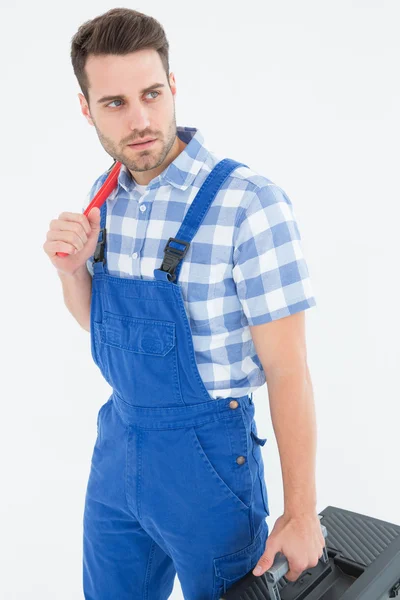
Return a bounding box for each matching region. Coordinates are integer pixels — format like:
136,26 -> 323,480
2,1 -> 399,598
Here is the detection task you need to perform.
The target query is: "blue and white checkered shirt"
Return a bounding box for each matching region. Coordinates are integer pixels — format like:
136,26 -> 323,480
84,125 -> 316,399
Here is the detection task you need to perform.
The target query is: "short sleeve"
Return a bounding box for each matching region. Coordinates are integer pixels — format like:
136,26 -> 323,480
232,184 -> 316,326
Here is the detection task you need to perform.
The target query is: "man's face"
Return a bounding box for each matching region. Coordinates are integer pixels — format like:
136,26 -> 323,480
79,49 -> 178,176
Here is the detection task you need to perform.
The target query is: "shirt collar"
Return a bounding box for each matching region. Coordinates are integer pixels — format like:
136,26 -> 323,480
110,126 -> 209,199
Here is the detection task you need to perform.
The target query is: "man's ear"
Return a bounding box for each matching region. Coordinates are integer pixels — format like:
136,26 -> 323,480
169,72 -> 177,96
78,93 -> 94,126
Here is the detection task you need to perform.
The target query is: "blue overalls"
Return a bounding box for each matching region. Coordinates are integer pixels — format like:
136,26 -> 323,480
83,158 -> 270,600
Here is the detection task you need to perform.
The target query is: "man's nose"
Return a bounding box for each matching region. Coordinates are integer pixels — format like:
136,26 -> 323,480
126,104 -> 151,131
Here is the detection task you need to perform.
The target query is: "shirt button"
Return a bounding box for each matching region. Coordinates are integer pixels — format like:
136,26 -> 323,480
236,456 -> 246,465
229,400 -> 239,409
139,204 -> 146,212
132,252 -> 138,259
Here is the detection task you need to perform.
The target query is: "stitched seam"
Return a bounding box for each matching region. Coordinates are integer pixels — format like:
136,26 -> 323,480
143,540 -> 156,600
137,429 -> 143,519
172,340 -> 186,405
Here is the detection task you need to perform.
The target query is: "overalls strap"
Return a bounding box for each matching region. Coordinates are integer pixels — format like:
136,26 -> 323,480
155,158 -> 247,282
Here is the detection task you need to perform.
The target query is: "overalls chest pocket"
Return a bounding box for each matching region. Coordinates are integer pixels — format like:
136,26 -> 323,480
93,311 -> 184,408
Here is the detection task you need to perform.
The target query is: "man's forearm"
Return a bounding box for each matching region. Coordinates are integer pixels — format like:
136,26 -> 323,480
266,363 -> 317,516
57,264 -> 92,332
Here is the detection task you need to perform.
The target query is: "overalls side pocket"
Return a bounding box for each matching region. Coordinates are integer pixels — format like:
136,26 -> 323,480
190,411 -> 252,512
213,518 -> 269,596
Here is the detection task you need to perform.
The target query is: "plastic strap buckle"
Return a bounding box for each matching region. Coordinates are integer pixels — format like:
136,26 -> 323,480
160,237 -> 190,281
93,228 -> 107,264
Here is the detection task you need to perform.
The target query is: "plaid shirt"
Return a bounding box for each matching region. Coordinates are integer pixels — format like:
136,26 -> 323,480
84,125 -> 316,399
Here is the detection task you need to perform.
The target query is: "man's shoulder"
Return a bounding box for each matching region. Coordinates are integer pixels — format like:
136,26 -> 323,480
231,164 -> 277,192
206,151 -> 278,194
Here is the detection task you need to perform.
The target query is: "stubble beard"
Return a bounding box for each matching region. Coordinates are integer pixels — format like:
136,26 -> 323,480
94,113 -> 178,174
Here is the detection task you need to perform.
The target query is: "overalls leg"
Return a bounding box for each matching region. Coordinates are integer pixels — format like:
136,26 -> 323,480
82,398 -> 177,599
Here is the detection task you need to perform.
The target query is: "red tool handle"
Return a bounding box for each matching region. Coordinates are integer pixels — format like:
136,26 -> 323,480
56,160 -> 122,258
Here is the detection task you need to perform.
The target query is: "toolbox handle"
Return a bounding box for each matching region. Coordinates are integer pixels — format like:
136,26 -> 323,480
265,521 -> 329,600
220,521 -> 329,599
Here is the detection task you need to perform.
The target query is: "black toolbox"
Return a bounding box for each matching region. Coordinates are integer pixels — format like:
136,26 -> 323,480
221,505 -> 400,599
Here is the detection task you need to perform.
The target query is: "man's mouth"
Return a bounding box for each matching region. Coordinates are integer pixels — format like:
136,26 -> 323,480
128,139 -> 157,149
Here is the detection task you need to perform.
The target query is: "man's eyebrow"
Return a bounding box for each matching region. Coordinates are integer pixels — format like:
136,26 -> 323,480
96,83 -> 166,104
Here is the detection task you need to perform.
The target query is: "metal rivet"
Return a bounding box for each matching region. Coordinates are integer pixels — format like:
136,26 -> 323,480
236,456 -> 246,465
229,400 -> 239,409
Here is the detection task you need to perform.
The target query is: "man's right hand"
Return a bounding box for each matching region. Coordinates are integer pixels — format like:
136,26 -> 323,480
43,207 -> 101,276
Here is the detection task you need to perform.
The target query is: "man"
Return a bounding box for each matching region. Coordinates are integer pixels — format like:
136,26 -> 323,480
43,7 -> 325,600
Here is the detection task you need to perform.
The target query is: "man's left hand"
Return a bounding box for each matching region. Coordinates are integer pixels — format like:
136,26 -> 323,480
252,512 -> 326,581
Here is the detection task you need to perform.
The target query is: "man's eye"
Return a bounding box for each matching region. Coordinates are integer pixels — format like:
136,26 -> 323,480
107,99 -> 123,108
146,91 -> 160,99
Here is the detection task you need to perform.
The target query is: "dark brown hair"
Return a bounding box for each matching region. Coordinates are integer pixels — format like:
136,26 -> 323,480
71,7 -> 170,106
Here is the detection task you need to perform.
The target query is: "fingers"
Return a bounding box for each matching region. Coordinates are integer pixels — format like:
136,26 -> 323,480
284,560 -> 309,581
43,239 -> 78,257
87,206 -> 101,227
55,212 -> 91,235
47,213 -> 91,252
253,540 -> 279,576
51,212 -> 91,236
43,212 -> 94,262
284,554 -> 321,582
46,226 -> 86,253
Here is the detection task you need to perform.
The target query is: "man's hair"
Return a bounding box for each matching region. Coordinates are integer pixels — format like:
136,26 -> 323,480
71,7 -> 170,106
